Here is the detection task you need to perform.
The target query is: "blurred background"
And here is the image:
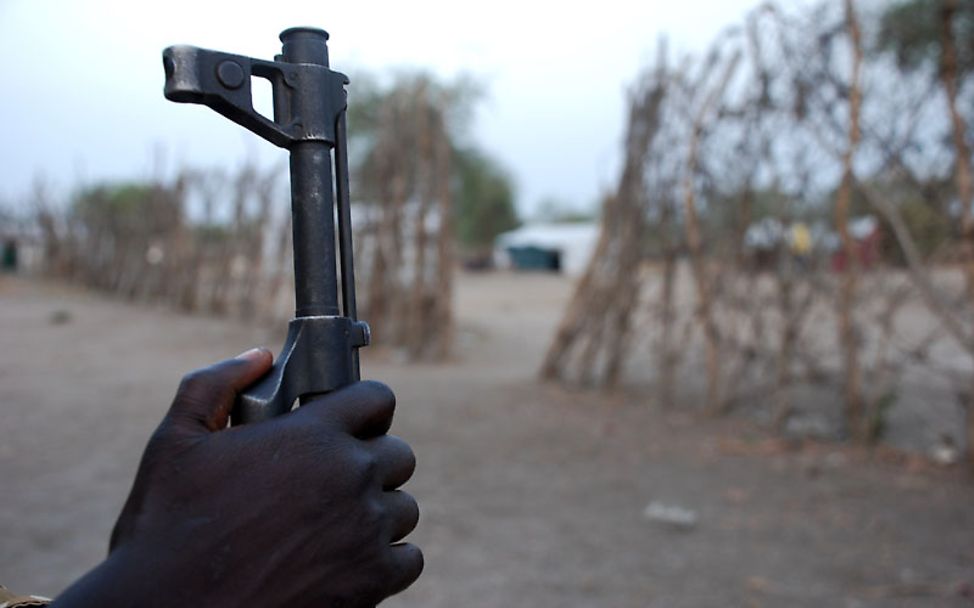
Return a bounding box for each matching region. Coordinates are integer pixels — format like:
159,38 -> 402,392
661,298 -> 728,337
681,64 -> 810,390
2,0 -> 974,606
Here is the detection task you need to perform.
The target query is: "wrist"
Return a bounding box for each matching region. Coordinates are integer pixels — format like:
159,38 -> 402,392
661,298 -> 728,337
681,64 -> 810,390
50,545 -> 171,608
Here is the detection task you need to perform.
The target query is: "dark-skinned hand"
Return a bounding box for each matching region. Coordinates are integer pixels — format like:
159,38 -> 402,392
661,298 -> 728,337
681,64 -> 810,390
51,348 -> 422,608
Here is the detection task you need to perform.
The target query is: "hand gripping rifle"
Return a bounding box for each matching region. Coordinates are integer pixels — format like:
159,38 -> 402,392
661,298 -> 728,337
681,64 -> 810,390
163,28 -> 369,423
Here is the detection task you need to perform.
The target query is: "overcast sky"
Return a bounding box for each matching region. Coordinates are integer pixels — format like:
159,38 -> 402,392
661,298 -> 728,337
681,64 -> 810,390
0,0 -> 761,217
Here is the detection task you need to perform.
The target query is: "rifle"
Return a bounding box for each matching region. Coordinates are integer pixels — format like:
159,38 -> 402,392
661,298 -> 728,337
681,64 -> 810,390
162,27 -> 369,422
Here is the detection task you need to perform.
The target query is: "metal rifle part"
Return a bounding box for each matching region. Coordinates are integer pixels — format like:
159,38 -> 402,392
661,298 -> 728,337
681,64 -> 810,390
163,28 -> 369,424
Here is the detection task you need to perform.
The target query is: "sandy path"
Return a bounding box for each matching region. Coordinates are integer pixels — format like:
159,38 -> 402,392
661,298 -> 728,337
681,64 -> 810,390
1,274 -> 972,607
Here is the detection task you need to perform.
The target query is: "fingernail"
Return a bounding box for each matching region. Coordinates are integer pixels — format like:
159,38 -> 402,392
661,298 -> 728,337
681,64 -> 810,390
235,347 -> 268,361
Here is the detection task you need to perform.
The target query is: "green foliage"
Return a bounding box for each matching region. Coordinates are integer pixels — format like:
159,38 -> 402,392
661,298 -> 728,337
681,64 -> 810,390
71,182 -> 182,237
192,223 -> 233,244
896,195 -> 953,257
866,390 -> 898,443
847,176 -> 954,263
73,183 -> 151,219
533,196 -> 597,224
702,187 -> 819,249
454,148 -> 519,252
346,71 -> 483,150
346,71 -> 518,254
877,0 -> 974,74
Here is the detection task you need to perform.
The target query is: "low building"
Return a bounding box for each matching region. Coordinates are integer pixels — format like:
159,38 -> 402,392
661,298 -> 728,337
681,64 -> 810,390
494,223 -> 599,276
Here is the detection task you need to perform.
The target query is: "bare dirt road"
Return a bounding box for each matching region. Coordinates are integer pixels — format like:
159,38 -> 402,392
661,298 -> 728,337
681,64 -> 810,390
1,274 -> 972,607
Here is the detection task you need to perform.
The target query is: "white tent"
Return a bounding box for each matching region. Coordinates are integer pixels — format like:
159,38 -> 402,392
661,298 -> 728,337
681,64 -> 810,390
494,222 -> 599,276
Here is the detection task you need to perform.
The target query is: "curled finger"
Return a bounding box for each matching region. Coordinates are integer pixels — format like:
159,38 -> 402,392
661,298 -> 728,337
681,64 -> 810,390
367,434 -> 416,490
384,542 -> 424,598
381,490 -> 420,543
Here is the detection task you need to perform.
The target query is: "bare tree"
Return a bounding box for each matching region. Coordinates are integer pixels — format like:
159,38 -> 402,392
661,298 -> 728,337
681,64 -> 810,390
540,46 -> 670,388
834,0 -> 866,439
677,42 -> 742,413
355,76 -> 456,361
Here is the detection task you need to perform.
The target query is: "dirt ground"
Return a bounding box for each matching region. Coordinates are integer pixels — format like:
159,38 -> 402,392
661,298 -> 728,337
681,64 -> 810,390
2,273 -> 972,607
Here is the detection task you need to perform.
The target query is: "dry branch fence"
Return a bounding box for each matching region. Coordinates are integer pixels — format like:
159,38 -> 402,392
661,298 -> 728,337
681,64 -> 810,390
34,163 -> 295,322
543,0 -> 974,464
28,77 -> 458,362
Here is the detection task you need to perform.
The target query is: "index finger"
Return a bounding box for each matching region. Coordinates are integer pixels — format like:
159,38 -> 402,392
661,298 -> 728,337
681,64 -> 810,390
299,380 -> 396,439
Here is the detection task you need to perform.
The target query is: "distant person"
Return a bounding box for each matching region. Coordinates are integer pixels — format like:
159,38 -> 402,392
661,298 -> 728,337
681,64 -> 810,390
4,348 -> 422,607
789,222 -> 813,270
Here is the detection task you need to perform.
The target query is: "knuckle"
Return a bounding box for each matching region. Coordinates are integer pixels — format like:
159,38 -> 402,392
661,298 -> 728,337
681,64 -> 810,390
358,451 -> 380,480
338,445 -> 380,486
361,380 -> 396,411
357,496 -> 386,539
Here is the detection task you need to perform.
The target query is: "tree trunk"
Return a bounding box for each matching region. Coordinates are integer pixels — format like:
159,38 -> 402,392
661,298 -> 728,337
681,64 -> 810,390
836,0 -> 865,441
940,0 -> 974,302
540,59 -> 668,387
681,48 -> 741,414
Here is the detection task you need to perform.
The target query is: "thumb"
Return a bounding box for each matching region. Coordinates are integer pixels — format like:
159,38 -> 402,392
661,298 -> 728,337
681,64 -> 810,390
166,348 -> 273,434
